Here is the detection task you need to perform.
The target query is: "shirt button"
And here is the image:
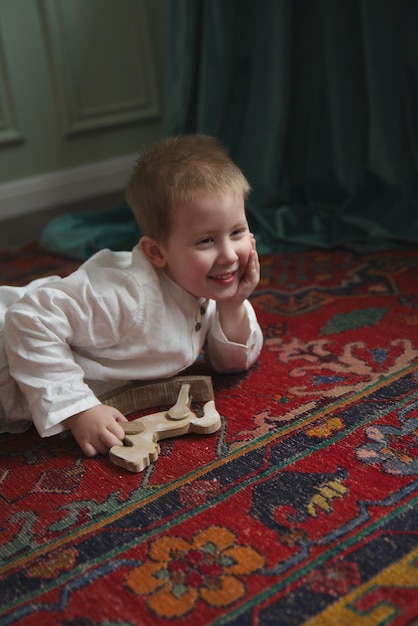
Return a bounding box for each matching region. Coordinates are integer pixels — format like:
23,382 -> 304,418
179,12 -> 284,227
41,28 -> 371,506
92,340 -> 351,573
195,322 -> 202,332
200,306 -> 206,315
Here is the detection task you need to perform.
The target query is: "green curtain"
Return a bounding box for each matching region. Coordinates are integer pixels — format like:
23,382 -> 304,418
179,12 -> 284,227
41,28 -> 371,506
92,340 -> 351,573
164,0 -> 418,253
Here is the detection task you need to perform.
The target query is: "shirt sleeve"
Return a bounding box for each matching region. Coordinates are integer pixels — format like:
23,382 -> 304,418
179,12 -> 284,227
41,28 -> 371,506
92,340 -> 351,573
3,268 -> 138,438
205,300 -> 263,373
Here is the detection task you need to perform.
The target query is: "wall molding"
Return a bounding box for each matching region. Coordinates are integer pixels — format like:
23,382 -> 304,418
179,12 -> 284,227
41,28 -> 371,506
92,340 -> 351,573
39,0 -> 160,137
0,17 -> 23,145
0,153 -> 136,219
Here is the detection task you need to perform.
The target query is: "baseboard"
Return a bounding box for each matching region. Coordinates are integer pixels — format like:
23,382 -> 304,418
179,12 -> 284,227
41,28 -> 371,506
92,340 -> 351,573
0,153 -> 137,220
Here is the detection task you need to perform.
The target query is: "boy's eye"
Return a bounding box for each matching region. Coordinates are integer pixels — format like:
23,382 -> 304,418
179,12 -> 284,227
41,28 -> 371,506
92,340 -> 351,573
231,228 -> 246,238
196,237 -> 213,246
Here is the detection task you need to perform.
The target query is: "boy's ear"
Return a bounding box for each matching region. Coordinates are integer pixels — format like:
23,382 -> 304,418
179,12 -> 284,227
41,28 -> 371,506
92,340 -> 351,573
139,236 -> 167,268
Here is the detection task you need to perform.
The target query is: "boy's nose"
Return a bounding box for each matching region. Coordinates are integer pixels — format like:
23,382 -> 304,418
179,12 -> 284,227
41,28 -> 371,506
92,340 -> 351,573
217,241 -> 238,264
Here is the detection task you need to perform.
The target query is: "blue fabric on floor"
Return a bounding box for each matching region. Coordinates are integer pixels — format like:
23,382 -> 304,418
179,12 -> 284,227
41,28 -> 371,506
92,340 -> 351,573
40,203 -> 141,260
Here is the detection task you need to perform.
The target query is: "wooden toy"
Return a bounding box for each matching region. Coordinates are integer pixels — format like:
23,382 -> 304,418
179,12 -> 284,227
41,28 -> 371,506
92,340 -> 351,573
101,375 -> 221,473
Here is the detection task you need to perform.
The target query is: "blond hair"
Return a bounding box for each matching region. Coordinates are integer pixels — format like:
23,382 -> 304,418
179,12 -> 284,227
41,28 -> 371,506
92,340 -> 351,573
126,134 -> 251,243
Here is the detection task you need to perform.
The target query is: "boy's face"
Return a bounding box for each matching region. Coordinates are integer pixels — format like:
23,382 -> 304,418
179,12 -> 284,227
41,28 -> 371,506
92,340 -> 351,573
155,193 -> 252,301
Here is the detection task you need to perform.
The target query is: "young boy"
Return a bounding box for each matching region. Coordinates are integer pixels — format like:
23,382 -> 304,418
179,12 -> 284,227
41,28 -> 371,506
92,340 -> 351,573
0,134 -> 263,457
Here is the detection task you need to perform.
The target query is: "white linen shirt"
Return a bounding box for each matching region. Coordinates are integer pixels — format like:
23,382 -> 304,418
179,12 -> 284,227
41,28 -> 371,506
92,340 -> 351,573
1,246 -> 263,438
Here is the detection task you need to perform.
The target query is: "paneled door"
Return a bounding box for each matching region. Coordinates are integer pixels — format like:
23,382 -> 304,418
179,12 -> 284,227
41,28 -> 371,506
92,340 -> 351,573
0,0 -> 169,217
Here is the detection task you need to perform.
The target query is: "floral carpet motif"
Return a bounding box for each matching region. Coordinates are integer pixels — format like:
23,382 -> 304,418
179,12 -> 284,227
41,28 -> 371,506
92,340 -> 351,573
0,244 -> 417,625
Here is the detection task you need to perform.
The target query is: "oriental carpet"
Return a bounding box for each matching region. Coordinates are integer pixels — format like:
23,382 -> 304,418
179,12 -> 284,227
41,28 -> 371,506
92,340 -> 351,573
0,243 -> 417,625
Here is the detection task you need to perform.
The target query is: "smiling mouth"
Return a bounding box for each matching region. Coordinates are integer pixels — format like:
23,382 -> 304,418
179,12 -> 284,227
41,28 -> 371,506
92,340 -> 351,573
209,271 -> 237,281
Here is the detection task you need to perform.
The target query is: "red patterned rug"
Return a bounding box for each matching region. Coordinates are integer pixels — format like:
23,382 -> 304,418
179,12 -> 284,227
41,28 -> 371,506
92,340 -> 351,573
1,243 -> 418,625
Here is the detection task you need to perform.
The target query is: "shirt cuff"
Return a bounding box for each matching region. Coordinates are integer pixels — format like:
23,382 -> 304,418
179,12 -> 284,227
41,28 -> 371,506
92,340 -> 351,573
35,394 -> 102,438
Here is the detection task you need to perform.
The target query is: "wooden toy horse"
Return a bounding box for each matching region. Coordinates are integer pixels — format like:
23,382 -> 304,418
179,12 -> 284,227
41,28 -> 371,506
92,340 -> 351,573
100,376 -> 221,473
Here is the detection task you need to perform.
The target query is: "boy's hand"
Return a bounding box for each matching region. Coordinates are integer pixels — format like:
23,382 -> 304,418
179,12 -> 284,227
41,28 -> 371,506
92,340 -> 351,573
216,234 -> 260,344
66,404 -> 128,457
234,233 -> 260,304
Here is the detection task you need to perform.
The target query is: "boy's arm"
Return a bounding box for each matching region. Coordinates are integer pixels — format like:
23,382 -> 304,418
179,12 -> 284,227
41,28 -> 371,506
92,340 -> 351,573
216,237 -> 260,344
206,240 -> 263,373
3,272 -> 134,439
216,301 -> 250,345
207,301 -> 263,373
